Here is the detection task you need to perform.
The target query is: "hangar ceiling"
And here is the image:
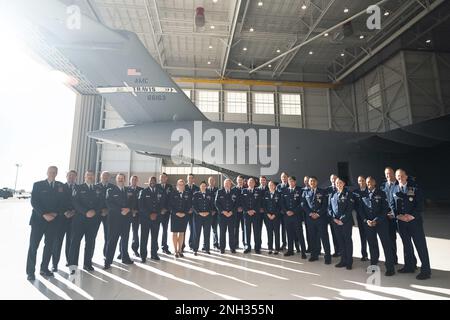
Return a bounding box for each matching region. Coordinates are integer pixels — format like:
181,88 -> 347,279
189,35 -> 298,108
64,0 -> 449,83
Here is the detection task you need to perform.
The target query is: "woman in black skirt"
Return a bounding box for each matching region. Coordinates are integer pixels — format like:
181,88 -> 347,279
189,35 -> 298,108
168,179 -> 192,258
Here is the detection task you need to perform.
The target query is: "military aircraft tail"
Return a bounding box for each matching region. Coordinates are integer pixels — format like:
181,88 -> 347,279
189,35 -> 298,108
14,0 -> 208,125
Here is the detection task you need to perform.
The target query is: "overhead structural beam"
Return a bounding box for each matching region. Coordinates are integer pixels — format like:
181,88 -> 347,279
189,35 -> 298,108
173,77 -> 339,89
236,0 -> 250,35
249,0 -> 390,74
273,0 -> 337,78
335,0 -> 446,82
144,0 -> 164,66
220,0 -> 242,77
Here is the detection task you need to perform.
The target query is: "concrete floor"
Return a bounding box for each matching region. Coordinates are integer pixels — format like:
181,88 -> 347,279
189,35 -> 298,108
1,198 -> 449,300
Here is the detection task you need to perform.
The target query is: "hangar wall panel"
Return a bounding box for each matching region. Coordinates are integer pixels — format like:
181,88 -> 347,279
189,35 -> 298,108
69,94 -> 102,184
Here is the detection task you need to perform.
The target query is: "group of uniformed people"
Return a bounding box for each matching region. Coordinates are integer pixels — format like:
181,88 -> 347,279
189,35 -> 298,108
26,166 -> 431,281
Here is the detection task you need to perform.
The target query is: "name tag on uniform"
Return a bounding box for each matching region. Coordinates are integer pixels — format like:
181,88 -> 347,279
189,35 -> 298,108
407,189 -> 415,196
146,195 -> 151,198
58,187 -> 64,193
113,194 -> 119,197
127,192 -> 133,197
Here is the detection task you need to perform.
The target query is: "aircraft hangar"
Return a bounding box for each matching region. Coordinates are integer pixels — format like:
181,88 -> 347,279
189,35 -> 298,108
1,0 -> 450,302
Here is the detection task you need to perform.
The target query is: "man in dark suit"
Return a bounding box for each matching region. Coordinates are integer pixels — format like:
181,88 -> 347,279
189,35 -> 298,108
26,166 -> 65,281
96,171 -> 114,257
128,175 -> 143,257
157,173 -> 173,254
68,170 -> 102,274
104,173 -> 134,269
51,170 -> 77,272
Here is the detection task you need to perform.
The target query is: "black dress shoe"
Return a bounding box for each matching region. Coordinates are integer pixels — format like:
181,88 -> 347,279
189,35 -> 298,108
163,249 -> 172,255
231,250 -> 236,254
385,270 -> 395,276
83,265 -> 94,272
179,253 -> 184,258
273,251 -> 279,255
361,256 -> 368,262
151,255 -> 160,261
306,248 -> 311,253
301,253 -> 307,259
175,253 -> 180,258
308,256 -> 319,262
398,267 -> 415,273
201,248 -> 207,252
416,272 -> 431,280
284,252 -> 294,257
27,274 -> 35,281
324,256 -> 332,265
332,253 -> 340,257
346,265 -> 352,270
122,259 -> 134,265
296,249 -> 301,253
206,251 -> 211,254
335,262 -> 346,268
141,258 -> 147,263
117,254 -> 122,260
40,269 -> 54,277
194,252 -> 198,256
70,270 -> 76,275
243,249 -> 251,254
268,250 -> 273,255
103,264 -> 111,270
52,266 -> 58,273
65,263 -> 69,267
255,250 -> 261,254
133,251 -> 140,258
220,250 -> 225,254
